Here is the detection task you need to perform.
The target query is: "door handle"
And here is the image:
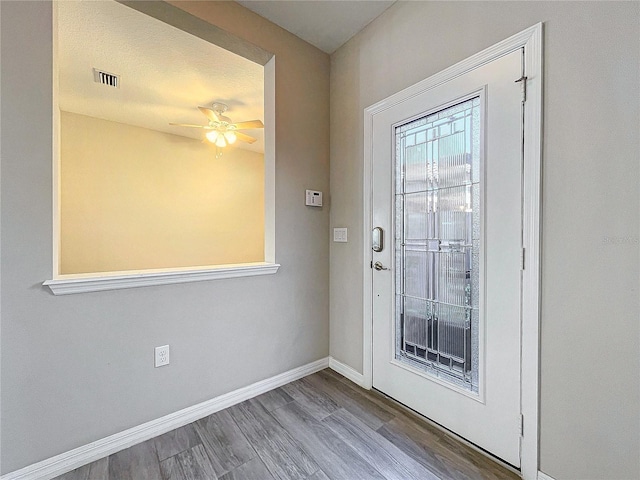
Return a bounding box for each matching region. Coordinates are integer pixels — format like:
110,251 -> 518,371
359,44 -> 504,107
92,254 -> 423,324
373,261 -> 389,271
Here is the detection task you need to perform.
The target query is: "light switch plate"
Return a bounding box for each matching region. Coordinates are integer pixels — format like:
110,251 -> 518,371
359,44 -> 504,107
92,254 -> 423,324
333,227 -> 348,243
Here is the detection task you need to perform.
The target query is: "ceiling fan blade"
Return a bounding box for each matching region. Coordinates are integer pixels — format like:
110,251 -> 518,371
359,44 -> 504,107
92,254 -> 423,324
198,106 -> 220,123
234,131 -> 257,144
169,122 -> 214,129
232,120 -> 264,130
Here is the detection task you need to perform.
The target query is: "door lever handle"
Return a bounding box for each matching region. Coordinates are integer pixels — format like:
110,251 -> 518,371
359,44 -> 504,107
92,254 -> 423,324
373,261 -> 389,271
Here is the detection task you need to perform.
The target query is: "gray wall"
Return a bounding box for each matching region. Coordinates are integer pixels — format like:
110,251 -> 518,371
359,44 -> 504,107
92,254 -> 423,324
329,2 -> 639,480
0,1 -> 329,474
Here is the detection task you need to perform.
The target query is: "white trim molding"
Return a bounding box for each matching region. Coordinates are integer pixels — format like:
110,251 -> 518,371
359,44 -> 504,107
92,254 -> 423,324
537,472 -> 556,480
363,23 -> 543,480
1,357 -> 329,480
329,357 -> 366,387
519,23 -> 544,480
44,262 -> 280,295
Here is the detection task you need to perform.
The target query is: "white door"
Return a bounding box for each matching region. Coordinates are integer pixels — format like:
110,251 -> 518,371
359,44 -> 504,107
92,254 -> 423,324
372,49 -> 523,467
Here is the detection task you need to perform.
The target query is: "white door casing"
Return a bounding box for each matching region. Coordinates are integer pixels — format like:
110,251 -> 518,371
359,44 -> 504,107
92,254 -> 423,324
363,24 -> 542,480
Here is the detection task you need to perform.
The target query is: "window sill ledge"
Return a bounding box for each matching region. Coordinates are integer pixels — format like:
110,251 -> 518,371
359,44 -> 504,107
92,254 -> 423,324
43,262 -> 281,295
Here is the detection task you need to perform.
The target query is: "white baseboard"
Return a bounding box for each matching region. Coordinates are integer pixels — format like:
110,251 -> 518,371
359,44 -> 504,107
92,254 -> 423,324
329,356 -> 366,387
537,472 -> 556,480
2,357 -> 330,480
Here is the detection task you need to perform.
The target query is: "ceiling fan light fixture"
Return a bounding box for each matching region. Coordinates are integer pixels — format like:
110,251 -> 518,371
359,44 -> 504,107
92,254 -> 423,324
205,130 -> 219,143
215,135 -> 227,148
224,131 -> 237,145
170,103 -> 263,149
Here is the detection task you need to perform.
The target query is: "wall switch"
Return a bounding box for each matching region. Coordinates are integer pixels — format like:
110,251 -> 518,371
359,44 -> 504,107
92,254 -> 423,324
155,345 -> 170,367
333,227 -> 348,242
305,190 -> 323,207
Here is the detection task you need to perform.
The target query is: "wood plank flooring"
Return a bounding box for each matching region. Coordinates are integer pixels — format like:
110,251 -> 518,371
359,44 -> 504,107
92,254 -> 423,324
53,369 -> 519,480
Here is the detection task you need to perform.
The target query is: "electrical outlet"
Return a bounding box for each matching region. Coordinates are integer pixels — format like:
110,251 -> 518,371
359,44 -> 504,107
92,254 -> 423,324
155,345 -> 170,367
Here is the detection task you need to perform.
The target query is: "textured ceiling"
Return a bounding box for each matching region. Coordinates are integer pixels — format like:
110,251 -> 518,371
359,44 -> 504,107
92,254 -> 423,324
237,0 -> 395,53
57,0 -> 265,153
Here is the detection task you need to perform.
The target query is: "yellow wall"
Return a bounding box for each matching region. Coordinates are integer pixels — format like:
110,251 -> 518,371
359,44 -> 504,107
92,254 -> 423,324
60,110 -> 264,274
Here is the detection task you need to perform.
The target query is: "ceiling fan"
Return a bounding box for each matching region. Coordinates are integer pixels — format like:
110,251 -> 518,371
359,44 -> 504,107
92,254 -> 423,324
170,102 -> 264,148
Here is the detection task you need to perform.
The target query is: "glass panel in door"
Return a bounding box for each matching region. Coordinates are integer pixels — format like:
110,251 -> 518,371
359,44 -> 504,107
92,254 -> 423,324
395,97 -> 480,393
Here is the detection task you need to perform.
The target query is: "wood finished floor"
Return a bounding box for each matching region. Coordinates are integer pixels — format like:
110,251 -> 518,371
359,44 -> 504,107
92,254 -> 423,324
54,369 -> 519,480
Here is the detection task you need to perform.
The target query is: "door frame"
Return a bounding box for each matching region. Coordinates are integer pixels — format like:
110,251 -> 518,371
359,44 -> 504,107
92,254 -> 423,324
362,24 -> 542,480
